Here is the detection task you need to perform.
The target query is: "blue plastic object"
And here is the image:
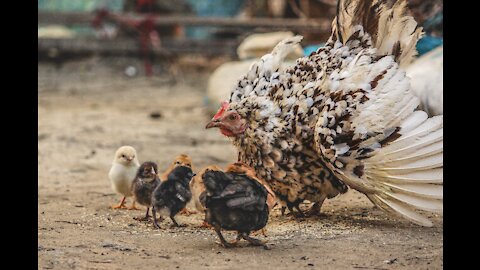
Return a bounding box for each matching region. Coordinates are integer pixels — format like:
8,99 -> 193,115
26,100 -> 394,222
416,35 -> 443,56
303,44 -> 324,56
184,0 -> 244,39
38,0 -> 123,12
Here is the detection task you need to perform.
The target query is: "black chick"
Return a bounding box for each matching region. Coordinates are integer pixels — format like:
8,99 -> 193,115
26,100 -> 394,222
131,161 -> 161,221
151,165 -> 194,229
200,169 -> 270,249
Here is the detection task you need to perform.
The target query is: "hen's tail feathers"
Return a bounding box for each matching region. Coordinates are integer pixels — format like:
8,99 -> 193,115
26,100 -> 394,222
358,113 -> 443,227
332,0 -> 423,67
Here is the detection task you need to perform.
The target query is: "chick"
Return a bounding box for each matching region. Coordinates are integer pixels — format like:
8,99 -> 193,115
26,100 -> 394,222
200,167 -> 270,249
151,166 -> 195,229
190,165 -> 222,228
131,161 -> 161,221
160,154 -> 193,181
160,154 -> 196,216
108,146 -> 140,210
225,162 -> 277,212
225,162 -> 277,237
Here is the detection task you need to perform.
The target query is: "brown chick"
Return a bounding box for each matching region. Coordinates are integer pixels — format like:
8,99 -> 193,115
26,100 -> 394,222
225,162 -> 277,237
160,154 -> 196,215
160,154 -> 193,181
190,165 -> 223,228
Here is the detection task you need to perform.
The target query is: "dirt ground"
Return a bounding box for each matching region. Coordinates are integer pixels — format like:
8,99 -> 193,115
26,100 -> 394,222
38,58 -> 443,270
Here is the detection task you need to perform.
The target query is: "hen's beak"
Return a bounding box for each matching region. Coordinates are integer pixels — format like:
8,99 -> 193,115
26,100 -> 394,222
205,119 -> 220,129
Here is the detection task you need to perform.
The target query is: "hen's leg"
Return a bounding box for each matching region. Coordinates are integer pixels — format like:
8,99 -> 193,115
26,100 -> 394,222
306,195 -> 326,217
293,205 -> 305,218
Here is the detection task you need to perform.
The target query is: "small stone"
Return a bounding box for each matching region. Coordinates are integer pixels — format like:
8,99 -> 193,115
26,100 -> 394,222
150,112 -> 162,119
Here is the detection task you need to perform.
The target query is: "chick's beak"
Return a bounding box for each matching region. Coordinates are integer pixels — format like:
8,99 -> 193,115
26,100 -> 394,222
205,119 -> 221,129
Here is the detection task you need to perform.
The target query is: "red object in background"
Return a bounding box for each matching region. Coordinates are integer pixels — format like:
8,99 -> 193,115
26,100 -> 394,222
91,8 -> 161,77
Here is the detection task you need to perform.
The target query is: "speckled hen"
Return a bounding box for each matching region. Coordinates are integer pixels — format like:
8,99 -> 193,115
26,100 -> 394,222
206,0 -> 443,226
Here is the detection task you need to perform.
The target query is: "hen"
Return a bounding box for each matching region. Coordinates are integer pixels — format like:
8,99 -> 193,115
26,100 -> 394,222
200,167 -> 270,249
206,0 -> 443,226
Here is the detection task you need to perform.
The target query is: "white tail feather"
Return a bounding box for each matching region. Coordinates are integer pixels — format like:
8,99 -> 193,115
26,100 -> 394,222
358,113 -> 442,226
369,194 -> 433,227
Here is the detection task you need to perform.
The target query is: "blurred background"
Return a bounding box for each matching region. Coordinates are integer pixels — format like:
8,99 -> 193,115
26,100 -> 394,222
38,2 -> 443,268
38,0 -> 443,112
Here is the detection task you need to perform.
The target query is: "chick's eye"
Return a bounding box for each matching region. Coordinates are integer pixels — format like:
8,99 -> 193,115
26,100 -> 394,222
175,161 -> 181,165
121,155 -> 125,158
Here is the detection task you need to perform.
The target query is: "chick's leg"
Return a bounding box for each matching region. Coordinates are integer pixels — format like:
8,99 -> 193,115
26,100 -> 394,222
134,207 -> 151,221
213,225 -> 236,248
170,215 -> 186,227
251,228 -> 268,237
111,196 -> 127,209
241,233 -> 270,250
179,208 -> 197,216
127,200 -> 140,210
199,220 -> 212,228
152,207 -> 162,229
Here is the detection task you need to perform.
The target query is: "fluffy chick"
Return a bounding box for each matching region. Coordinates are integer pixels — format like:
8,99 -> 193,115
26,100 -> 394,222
200,167 -> 270,249
225,162 -> 277,212
131,161 -> 161,221
160,154 -> 196,216
108,146 -> 140,210
225,162 -> 277,237
160,154 -> 193,181
151,166 -> 195,229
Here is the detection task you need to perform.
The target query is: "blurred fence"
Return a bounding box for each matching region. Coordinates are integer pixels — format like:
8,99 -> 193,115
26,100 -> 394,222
38,0 -> 332,60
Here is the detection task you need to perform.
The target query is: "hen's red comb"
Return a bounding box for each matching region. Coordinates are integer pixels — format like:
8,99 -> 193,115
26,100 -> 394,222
212,101 -> 229,120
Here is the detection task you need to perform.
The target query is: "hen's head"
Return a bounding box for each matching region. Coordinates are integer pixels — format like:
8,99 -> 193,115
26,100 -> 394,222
205,101 -> 248,137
